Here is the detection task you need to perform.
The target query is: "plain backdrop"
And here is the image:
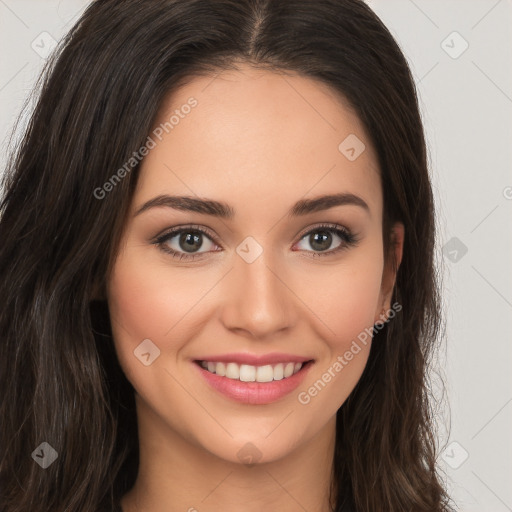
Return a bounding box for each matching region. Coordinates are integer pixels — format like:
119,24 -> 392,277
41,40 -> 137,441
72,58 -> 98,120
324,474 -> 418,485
1,1 -> 511,510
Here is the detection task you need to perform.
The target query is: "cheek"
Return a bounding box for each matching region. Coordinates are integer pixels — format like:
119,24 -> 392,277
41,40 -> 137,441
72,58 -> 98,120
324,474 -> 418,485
108,260 -> 173,340
330,268 -> 382,341
299,247 -> 384,348
107,247 -> 215,415
106,247 -> 201,382
295,248 -> 383,409
107,246 -> 214,343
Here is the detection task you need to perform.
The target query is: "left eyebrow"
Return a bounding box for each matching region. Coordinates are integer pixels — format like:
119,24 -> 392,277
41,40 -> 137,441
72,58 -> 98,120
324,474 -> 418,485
133,192 -> 370,218
289,193 -> 370,217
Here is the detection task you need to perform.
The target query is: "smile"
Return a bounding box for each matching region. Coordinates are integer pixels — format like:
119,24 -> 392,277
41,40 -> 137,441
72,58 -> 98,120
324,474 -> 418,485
199,360 -> 304,382
193,357 -> 315,405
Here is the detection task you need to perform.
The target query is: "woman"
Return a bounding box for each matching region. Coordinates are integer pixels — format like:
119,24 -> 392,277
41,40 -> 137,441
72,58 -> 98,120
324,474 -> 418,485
0,1 -> 453,511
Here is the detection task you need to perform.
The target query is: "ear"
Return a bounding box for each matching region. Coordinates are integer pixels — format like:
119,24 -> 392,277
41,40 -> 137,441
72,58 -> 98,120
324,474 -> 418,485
90,277 -> 107,301
374,222 -> 404,325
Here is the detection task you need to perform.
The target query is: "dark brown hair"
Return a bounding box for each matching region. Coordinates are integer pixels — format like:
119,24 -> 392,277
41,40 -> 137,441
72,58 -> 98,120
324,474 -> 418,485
0,1 -> 452,510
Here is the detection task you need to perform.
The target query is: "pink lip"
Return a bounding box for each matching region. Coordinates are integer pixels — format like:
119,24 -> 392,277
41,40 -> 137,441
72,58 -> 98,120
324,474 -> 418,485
192,360 -> 314,405
194,352 -> 312,366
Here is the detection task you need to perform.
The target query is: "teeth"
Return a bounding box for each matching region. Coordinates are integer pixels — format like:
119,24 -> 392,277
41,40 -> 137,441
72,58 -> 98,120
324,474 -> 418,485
256,365 -> 273,383
225,362 -> 239,379
240,364 -> 256,382
284,362 -> 295,378
215,362 -> 226,377
273,363 -> 284,380
200,360 -> 305,382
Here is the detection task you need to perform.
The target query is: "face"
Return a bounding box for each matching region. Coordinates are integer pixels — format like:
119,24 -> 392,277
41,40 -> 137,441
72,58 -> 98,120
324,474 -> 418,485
107,63 -> 403,465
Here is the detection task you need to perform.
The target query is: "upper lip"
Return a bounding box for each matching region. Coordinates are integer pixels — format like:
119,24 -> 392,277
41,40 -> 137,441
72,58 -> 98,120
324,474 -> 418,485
194,353 -> 314,366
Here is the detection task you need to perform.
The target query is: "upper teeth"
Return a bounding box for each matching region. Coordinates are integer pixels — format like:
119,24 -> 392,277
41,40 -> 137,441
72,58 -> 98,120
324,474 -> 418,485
200,361 -> 304,382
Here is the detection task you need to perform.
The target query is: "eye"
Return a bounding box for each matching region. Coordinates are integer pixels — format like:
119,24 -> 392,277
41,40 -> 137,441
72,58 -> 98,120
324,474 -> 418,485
153,225 -> 219,261
293,223 -> 358,257
153,223 -> 359,261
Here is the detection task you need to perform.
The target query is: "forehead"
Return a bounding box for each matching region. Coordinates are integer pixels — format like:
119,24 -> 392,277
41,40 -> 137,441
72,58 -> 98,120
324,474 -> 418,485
135,63 -> 382,221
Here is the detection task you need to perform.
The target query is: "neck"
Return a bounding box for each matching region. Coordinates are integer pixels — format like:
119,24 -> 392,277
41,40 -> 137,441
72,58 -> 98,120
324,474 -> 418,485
121,395 -> 337,512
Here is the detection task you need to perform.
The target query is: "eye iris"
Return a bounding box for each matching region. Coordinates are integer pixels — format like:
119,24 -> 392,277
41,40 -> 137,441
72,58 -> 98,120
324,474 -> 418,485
310,230 -> 332,251
180,232 -> 202,252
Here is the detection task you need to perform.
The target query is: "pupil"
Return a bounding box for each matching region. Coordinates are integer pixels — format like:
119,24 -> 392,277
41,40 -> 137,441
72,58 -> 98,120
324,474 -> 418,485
311,231 -> 331,251
180,232 -> 202,252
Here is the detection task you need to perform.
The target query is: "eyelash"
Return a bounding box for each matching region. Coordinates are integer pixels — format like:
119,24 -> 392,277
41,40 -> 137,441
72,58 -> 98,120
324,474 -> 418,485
153,223 -> 359,261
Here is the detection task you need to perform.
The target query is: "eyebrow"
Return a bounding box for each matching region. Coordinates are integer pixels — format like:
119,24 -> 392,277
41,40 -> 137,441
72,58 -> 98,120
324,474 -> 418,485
134,192 -> 370,218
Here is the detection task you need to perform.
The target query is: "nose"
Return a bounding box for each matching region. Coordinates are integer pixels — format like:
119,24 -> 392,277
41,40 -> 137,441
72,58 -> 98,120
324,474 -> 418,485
220,249 -> 296,339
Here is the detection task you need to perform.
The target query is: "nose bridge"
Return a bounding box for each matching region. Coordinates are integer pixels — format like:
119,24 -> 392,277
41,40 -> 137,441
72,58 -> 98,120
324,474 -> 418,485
220,241 -> 293,337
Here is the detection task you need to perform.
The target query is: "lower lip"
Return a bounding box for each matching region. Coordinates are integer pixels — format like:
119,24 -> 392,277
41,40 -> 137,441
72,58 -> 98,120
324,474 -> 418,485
193,361 -> 314,405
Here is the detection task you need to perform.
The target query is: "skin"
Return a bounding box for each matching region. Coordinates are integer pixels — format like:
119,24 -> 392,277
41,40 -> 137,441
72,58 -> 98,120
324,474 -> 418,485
107,62 -> 404,512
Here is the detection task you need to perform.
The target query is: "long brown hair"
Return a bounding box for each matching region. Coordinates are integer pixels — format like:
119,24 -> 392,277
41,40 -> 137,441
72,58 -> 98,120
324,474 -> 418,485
0,1 -> 453,510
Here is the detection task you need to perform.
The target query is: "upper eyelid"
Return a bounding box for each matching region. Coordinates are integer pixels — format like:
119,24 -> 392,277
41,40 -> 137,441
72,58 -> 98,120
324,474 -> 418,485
295,222 -> 350,240
154,224 -> 218,243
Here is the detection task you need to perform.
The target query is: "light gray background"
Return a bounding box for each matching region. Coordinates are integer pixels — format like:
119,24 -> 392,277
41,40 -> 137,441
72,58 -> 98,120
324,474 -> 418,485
1,1 -> 511,510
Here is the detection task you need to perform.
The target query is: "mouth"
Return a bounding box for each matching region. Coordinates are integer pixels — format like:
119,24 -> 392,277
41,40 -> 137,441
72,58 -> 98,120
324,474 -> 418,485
192,358 -> 315,405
